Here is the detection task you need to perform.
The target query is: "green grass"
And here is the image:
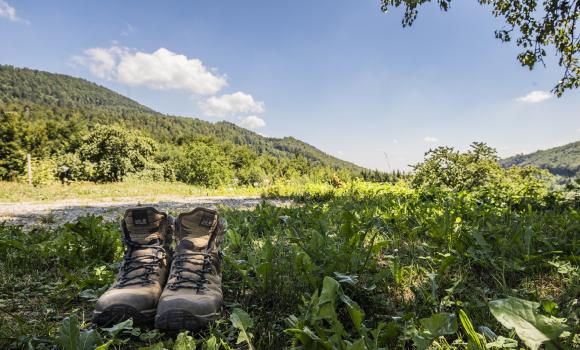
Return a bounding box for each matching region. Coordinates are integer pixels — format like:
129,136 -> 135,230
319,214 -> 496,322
0,182 -> 578,349
0,180 -> 263,203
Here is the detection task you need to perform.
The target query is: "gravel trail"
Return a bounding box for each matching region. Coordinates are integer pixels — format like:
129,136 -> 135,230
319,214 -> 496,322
0,196 -> 291,228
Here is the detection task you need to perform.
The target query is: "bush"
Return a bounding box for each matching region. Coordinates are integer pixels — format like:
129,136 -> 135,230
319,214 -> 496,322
412,142 -> 552,207
78,125 -> 158,182
57,153 -> 95,181
176,138 -> 234,187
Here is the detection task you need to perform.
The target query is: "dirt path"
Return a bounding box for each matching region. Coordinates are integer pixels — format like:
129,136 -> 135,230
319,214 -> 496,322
0,196 -> 291,228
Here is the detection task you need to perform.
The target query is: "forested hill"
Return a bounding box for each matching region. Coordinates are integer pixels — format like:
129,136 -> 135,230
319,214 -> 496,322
502,141 -> 580,177
0,65 -> 156,115
0,65 -> 362,173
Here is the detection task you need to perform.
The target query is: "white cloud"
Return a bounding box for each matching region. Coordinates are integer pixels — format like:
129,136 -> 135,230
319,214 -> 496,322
424,136 -> 439,143
337,150 -> 344,155
516,90 -> 552,104
0,0 -> 25,22
238,115 -> 266,129
392,139 -> 398,144
73,45 -> 227,95
200,91 -> 265,117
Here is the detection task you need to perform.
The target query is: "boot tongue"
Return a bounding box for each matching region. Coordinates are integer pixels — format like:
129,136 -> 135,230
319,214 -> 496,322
177,208 -> 218,251
124,207 -> 168,244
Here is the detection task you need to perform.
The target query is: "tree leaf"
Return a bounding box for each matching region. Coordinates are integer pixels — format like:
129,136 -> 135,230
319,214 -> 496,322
489,297 -> 569,350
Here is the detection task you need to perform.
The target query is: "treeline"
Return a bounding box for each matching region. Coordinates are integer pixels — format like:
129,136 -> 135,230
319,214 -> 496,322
501,140 -> 580,178
0,65 -> 363,173
0,109 -> 371,187
360,169 -> 408,182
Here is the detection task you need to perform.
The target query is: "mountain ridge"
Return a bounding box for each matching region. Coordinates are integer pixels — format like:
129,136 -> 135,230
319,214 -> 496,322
501,141 -> 580,177
0,64 -> 363,172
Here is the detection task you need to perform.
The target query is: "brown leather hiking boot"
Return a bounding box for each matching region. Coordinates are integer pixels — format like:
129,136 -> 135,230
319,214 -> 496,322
92,207 -> 173,326
154,208 -> 226,331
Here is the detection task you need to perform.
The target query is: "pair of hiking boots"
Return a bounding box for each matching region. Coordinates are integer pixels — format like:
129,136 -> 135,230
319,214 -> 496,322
92,207 -> 226,331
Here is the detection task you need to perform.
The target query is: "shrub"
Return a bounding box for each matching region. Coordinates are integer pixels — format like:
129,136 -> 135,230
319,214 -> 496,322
78,125 -> 158,182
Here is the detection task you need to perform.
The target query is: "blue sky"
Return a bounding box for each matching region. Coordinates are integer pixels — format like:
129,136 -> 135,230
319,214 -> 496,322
1,0 -> 579,170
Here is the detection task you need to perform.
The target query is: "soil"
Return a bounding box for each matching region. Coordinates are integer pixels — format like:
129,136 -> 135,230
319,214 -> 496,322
0,196 -> 291,228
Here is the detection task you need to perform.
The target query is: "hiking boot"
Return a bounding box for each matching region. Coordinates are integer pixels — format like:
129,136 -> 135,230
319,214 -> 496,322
92,207 -> 173,326
154,208 -> 226,331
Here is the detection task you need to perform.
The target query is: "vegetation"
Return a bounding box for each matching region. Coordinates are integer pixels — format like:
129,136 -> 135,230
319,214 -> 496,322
0,180 -> 264,203
0,65 -> 365,186
380,0 -> 580,96
1,147 -> 578,349
502,141 -> 580,178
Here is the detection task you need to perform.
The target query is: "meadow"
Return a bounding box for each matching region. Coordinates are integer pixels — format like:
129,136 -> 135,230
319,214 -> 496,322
0,146 -> 578,349
0,180 -> 262,203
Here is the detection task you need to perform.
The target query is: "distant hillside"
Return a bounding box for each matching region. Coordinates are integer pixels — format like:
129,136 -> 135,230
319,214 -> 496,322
0,65 -> 362,173
502,141 -> 580,177
0,65 -> 156,115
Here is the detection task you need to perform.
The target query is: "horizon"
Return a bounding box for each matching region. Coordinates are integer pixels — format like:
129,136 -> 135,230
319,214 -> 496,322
1,0 -> 579,170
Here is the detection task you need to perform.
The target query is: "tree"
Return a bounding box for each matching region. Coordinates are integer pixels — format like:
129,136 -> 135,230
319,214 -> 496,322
411,142 -> 551,207
78,125 -> 157,182
176,138 -> 234,188
411,142 -> 502,191
0,111 -> 26,180
380,0 -> 580,96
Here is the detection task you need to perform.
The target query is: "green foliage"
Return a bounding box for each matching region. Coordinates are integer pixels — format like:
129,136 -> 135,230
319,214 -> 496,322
173,331 -> 197,350
0,111 -> 27,180
502,140 -> 580,178
412,142 -> 552,207
380,0 -> 580,96
56,153 -> 94,181
78,124 -> 158,182
0,65 -> 363,185
1,179 -> 578,349
489,297 -> 570,350
412,313 -> 457,350
285,276 -> 375,349
57,314 -> 102,350
176,138 -> 234,187
458,309 -> 485,349
230,308 -> 255,350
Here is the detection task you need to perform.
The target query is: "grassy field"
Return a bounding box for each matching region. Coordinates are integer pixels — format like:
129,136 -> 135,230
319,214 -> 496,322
0,181 -> 263,203
0,181 -> 578,349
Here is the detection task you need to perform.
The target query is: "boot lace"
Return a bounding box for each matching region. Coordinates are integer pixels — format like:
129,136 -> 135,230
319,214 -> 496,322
166,252 -> 213,293
115,240 -> 166,288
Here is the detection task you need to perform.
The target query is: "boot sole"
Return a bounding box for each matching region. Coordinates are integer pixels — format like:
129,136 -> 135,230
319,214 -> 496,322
154,310 -> 220,331
92,305 -> 156,326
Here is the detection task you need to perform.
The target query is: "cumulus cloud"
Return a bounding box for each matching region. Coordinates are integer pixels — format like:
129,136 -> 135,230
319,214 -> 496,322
238,115 -> 266,129
516,90 -> 552,104
424,136 -> 439,143
73,45 -> 227,95
0,0 -> 25,22
200,91 -> 265,117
